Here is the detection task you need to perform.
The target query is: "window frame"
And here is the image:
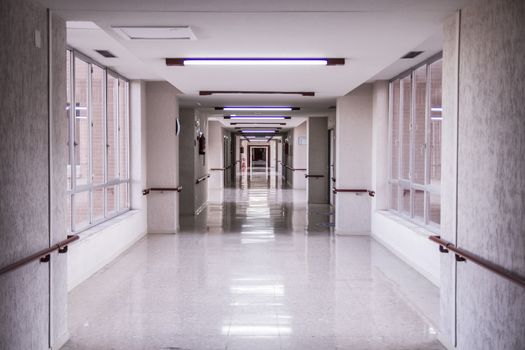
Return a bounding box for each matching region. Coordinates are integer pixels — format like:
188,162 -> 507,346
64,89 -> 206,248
387,53 -> 442,233
67,48 -> 131,233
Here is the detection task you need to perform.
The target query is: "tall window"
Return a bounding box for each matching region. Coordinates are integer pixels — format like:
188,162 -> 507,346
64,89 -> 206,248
66,50 -> 130,233
388,57 -> 442,231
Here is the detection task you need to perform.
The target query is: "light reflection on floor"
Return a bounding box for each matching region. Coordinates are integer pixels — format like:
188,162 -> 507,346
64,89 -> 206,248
62,169 -> 443,350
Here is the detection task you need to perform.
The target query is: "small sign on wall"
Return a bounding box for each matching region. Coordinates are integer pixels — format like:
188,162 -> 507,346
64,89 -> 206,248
298,136 -> 307,145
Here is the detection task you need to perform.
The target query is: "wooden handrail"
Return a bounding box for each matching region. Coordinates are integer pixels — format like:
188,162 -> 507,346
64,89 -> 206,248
210,164 -> 234,171
305,174 -> 325,178
196,174 -> 210,184
281,163 -> 306,171
429,235 -> 525,288
0,235 -> 79,276
143,186 -> 182,195
333,188 -> 375,197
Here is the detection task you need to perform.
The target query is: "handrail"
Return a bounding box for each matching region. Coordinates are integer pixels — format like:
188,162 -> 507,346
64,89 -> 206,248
196,174 -> 210,184
305,174 -> 325,178
0,235 -> 80,276
281,163 -> 306,171
143,186 -> 182,195
333,188 -> 375,197
210,164 -> 234,171
429,235 -> 525,288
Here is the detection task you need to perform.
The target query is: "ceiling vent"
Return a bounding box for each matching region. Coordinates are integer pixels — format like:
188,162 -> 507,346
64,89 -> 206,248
95,50 -> 117,58
401,51 -> 424,59
113,26 -> 196,40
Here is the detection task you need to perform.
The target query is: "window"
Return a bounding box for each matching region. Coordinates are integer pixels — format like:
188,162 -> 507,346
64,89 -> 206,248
388,57 -> 442,231
66,49 -> 130,233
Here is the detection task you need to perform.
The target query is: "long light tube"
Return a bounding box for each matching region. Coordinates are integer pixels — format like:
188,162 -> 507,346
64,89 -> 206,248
184,59 -> 328,66
241,130 -> 276,133
229,116 -> 287,120
223,107 -> 293,111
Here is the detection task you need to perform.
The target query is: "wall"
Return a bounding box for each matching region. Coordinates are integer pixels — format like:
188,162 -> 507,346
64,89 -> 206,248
0,2 -> 68,349
145,82 -> 180,233
440,1 -> 525,349
179,108 -> 208,215
292,121 -> 307,189
67,81 -> 148,290
334,84 -> 373,234
208,120 -> 224,188
307,117 -> 329,204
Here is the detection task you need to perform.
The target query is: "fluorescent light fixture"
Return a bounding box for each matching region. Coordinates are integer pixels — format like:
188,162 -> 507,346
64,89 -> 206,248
166,58 -> 345,66
186,59 -> 326,65
431,107 -> 443,112
226,116 -> 289,120
113,26 -> 196,40
431,116 -> 443,121
220,106 -> 297,111
241,130 -> 276,133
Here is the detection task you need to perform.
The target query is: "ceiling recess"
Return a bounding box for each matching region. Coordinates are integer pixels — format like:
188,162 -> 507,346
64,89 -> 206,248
113,26 -> 196,40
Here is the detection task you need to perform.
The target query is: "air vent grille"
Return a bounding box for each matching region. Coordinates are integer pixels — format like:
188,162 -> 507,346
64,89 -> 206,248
401,51 -> 423,59
95,50 -> 117,58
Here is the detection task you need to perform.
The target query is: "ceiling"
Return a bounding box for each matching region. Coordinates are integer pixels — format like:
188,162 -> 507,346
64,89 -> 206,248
39,0 -> 468,124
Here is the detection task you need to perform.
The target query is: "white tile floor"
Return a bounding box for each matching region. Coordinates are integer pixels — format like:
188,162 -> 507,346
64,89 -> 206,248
62,170 -> 443,350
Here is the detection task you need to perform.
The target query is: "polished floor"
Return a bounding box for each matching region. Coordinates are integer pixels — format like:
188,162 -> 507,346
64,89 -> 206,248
62,169 -> 443,350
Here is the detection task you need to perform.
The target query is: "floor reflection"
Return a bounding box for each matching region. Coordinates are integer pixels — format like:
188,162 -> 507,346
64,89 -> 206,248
62,170 -> 443,350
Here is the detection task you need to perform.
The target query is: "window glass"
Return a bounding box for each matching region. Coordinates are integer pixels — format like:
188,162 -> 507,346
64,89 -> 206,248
74,58 -> 90,186
66,51 -> 72,190
388,57 -> 442,231
106,185 -> 117,217
66,50 -> 130,233
118,79 -> 129,180
119,183 -> 129,211
390,184 -> 398,210
107,74 -> 119,180
92,188 -> 105,222
413,66 -> 427,185
429,60 -> 442,188
391,80 -> 400,180
413,189 -> 425,222
92,65 -> 105,185
400,76 -> 412,180
429,193 -> 441,226
400,185 -> 410,216
73,191 -> 90,230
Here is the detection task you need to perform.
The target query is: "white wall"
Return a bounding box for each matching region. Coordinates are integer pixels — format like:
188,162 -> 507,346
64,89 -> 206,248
335,84 -> 373,234
68,80 -> 148,290
292,121 -> 307,189
307,117 -> 329,204
440,2 -> 525,349
208,120 -> 224,189
145,81 -> 180,233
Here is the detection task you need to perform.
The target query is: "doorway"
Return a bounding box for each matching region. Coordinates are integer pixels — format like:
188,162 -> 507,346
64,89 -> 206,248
248,146 -> 269,168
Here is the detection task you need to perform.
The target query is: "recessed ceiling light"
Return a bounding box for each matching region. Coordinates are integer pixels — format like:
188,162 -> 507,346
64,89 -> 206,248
166,58 -> 345,66
113,26 -> 196,40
